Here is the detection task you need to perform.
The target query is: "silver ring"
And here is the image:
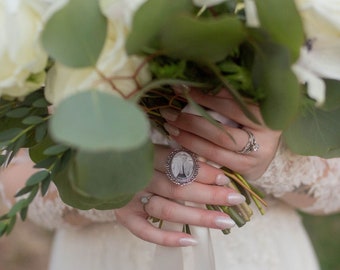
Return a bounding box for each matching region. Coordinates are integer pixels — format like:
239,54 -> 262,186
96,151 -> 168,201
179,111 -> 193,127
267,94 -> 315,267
140,194 -> 154,212
237,128 -> 259,154
166,149 -> 199,186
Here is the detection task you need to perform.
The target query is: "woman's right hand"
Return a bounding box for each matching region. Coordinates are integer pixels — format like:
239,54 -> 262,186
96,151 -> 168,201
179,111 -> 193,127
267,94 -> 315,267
115,145 -> 246,247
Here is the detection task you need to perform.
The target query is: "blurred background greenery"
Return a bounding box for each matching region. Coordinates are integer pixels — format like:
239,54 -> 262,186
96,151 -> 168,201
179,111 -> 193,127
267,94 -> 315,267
302,213 -> 340,270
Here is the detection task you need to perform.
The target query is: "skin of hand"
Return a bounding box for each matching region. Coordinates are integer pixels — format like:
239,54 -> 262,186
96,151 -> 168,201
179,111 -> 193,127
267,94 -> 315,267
115,145 -> 247,247
115,89 -> 284,247
160,88 -> 282,180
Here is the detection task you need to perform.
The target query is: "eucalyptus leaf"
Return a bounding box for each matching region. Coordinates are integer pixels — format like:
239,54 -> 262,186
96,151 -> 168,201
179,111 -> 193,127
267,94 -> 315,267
20,207 -> 29,221
34,123 -> 48,143
253,0 -> 304,61
22,116 -> 44,125
50,91 -> 150,151
32,98 -> 50,108
126,0 -> 191,55
43,145 -> 70,156
41,0 -> 107,68
6,108 -> 31,118
72,139 -> 154,200
53,158 -> 134,210
0,128 -> 22,141
26,170 -> 50,187
161,14 -> 246,63
41,177 -> 52,197
6,216 -> 16,235
252,43 -> 300,129
15,185 -> 35,197
283,106 -> 340,158
29,135 -> 55,163
320,79 -> 340,111
8,200 -> 28,218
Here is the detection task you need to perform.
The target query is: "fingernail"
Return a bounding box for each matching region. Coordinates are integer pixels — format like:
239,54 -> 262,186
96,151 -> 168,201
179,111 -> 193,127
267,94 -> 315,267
226,193 -> 246,205
215,174 -> 230,186
173,84 -> 190,94
160,108 -> 179,121
179,237 -> 198,246
164,123 -> 180,136
214,216 -> 236,229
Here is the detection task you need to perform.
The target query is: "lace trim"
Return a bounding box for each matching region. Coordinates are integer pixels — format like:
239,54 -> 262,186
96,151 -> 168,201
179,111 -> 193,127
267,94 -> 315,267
26,183 -> 117,230
77,209 -> 116,223
255,143 -> 340,214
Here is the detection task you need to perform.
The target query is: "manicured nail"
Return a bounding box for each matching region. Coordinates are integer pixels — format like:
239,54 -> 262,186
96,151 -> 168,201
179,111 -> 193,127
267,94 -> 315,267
214,216 -> 236,229
160,108 -> 179,121
179,237 -> 198,246
215,174 -> 230,186
164,123 -> 180,136
173,84 -> 190,94
226,193 -> 246,204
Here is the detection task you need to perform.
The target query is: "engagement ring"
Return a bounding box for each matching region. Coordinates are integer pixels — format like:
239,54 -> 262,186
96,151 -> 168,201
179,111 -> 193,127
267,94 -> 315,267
237,128 -> 259,154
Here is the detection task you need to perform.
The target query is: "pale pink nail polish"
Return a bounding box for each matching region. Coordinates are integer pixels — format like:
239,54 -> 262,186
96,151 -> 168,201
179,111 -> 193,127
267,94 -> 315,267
215,216 -> 236,229
227,193 -> 246,204
215,174 -> 230,185
164,123 -> 180,136
179,237 -> 198,246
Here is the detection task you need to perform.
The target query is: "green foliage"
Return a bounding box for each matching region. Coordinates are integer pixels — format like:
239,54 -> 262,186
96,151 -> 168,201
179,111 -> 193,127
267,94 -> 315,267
252,42 -> 301,130
160,14 -> 246,62
126,0 -> 192,55
41,0 -> 107,68
283,105 -> 340,158
49,91 -> 150,151
253,0 -> 304,61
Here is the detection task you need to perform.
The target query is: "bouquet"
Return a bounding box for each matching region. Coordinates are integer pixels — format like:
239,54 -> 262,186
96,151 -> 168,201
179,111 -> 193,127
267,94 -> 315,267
1,0 -> 340,236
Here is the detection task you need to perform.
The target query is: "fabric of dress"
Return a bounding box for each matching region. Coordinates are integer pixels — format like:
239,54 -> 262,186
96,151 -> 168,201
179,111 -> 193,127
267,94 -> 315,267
2,143 -> 338,270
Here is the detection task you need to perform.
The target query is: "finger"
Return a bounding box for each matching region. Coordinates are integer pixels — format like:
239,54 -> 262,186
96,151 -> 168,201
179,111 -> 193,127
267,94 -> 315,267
187,89 -> 263,128
144,195 -> 236,230
116,211 -> 197,247
163,114 -> 254,153
168,130 -> 254,175
115,196 -> 197,247
154,145 -> 231,186
147,171 -> 246,206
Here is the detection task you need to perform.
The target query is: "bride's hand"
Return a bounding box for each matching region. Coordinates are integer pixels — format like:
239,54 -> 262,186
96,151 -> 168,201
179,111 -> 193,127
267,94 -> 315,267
115,145 -> 246,247
161,89 -> 282,180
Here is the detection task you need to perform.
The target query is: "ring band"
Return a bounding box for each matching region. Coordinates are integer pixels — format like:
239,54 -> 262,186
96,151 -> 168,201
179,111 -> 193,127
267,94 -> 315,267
166,149 -> 199,186
237,128 -> 259,154
140,194 -> 154,212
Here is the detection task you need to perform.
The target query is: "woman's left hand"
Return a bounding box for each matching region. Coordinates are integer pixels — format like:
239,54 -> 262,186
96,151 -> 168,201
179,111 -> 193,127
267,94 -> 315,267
161,88 -> 282,180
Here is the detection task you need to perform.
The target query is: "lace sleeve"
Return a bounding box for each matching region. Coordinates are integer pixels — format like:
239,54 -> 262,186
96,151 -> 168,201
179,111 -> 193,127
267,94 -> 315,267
25,183 -> 117,230
254,143 -> 340,214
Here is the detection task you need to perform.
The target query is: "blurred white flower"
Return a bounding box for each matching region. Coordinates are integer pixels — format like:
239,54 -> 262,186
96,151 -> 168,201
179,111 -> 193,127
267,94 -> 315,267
100,0 -> 146,25
244,0 -> 260,27
45,4 -> 150,105
293,0 -> 340,105
192,0 -> 226,8
0,0 -> 67,98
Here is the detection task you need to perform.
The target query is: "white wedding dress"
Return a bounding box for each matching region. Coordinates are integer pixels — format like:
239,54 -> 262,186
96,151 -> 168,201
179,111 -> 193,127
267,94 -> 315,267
3,144 -> 338,270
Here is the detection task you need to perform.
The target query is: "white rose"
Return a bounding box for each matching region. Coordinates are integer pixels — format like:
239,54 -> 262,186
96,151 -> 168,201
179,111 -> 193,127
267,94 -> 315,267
293,0 -> 340,105
45,20 -> 151,105
192,0 -> 226,8
0,0 -> 67,98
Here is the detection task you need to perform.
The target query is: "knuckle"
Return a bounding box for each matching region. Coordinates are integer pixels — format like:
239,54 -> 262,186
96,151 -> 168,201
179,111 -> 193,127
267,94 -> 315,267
159,203 -> 175,220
